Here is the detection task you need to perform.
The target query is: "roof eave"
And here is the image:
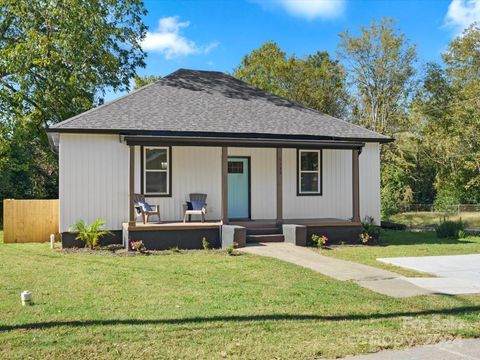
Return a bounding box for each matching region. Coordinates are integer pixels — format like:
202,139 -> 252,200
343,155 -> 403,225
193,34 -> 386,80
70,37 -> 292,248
45,128 -> 393,144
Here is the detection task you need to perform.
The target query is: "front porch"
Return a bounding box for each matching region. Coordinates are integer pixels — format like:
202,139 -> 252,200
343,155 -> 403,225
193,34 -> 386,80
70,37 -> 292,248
122,218 -> 362,250
122,134 -> 370,250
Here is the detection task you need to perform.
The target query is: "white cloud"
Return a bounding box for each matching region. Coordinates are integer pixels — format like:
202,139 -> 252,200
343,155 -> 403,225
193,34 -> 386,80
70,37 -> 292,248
445,0 -> 480,32
255,0 -> 345,20
141,16 -> 218,59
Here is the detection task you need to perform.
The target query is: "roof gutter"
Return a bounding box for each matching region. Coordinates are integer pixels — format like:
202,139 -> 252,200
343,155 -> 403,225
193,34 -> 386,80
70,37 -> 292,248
121,135 -> 366,151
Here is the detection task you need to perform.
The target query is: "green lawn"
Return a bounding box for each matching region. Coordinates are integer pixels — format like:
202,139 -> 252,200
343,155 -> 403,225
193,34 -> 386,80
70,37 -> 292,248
390,211 -> 480,228
1,240 -> 480,359
319,230 -> 480,277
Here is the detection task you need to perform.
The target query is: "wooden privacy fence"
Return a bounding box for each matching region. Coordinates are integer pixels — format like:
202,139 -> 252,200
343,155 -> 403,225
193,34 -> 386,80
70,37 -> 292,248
3,199 -> 59,243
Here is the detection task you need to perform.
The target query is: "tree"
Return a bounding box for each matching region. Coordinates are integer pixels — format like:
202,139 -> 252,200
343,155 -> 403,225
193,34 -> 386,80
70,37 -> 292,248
234,41 -> 290,98
337,17 -> 417,134
1,0 -> 146,126
133,75 -> 162,90
287,51 -> 350,118
234,41 -> 349,117
337,18 -> 418,216
413,24 -> 480,209
0,0 -> 147,216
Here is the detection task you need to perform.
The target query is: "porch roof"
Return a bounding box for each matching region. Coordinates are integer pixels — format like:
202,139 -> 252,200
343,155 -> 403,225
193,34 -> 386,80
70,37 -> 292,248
48,69 -> 392,144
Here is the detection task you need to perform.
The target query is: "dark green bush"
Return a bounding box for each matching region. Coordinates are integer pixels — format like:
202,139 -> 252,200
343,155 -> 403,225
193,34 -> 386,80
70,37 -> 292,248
435,219 -> 465,239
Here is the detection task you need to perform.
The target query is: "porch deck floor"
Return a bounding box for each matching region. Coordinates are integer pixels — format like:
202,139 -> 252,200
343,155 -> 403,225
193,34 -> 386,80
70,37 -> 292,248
231,218 -> 360,227
126,221 -> 222,231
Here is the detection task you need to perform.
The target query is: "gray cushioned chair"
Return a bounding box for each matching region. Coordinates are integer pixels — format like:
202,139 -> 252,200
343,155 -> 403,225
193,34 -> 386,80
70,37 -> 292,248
183,193 -> 207,223
133,194 -> 161,224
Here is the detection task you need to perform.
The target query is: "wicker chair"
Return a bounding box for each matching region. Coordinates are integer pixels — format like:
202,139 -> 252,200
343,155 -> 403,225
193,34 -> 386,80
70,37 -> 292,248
133,194 -> 161,224
183,193 -> 207,223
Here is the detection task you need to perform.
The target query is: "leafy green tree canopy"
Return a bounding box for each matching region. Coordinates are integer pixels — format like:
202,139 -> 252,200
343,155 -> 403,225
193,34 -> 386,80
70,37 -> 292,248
0,0 -> 147,126
133,74 -> 162,90
234,41 -> 349,118
338,17 -> 417,134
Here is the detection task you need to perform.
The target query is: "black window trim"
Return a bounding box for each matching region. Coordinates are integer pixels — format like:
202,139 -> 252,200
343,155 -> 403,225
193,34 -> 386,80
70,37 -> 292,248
297,148 -> 323,196
141,145 -> 172,197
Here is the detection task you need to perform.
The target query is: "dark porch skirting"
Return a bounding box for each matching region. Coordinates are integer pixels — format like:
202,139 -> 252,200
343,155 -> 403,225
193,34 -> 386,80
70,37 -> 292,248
128,228 -> 221,250
306,225 -> 362,245
61,231 -> 123,248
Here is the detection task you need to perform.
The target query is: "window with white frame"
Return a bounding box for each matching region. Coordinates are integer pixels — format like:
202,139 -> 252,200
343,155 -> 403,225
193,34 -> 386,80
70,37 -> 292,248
143,147 -> 170,195
298,149 -> 322,195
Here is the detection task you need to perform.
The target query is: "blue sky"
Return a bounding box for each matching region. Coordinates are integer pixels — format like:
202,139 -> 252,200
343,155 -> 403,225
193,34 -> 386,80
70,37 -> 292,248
106,0 -> 480,101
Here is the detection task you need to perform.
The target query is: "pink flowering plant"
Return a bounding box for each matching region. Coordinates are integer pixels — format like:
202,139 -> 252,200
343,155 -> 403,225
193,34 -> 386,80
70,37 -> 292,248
130,240 -> 147,253
311,234 -> 329,248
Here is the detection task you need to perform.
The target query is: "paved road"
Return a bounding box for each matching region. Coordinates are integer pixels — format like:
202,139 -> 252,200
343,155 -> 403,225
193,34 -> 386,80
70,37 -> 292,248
342,339 -> 480,359
240,243 -> 431,297
378,254 -> 480,295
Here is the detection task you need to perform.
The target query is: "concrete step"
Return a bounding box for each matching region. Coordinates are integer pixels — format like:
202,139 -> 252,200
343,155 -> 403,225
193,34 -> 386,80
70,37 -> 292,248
231,221 -> 277,228
247,234 -> 285,243
246,227 -> 282,235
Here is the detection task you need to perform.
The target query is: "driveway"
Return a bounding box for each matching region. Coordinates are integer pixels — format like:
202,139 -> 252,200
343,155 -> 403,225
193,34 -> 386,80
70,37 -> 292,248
378,254 -> 480,295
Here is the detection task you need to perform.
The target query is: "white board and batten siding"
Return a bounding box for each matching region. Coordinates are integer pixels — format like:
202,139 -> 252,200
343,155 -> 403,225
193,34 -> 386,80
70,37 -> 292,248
359,143 -> 381,224
59,134 -> 381,232
283,148 -> 353,220
138,147 -> 222,222
59,134 -> 129,233
59,134 -> 223,232
282,143 -> 380,224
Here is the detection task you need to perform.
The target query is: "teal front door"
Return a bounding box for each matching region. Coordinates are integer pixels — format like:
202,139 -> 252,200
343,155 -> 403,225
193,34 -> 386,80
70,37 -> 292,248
228,157 -> 250,219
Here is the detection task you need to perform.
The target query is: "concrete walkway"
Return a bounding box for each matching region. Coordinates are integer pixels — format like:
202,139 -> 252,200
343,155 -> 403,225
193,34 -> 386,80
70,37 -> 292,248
341,339 -> 480,359
240,243 -> 431,297
378,254 -> 480,295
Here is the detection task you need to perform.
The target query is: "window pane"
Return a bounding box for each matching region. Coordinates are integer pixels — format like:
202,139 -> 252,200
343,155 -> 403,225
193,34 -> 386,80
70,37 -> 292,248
301,173 -> 318,192
146,148 -> 168,170
300,151 -> 318,171
228,161 -> 244,174
145,172 -> 167,193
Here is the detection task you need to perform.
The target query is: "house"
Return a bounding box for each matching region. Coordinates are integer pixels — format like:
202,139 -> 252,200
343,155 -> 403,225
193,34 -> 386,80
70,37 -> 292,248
47,69 -> 391,249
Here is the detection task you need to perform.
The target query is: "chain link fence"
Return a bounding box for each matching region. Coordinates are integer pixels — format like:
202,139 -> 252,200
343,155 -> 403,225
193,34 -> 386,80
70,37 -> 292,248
400,204 -> 480,214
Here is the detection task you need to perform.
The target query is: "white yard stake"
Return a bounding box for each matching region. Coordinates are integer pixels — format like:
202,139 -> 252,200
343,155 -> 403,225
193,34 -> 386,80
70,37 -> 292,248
50,234 -> 55,249
21,291 -> 32,306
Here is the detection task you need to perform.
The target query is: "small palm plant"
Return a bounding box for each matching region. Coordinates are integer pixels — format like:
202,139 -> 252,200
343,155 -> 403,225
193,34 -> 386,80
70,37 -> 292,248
69,219 -> 113,249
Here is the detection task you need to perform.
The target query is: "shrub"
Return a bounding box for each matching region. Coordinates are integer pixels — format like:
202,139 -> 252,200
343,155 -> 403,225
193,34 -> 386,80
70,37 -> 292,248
360,216 -> 379,244
311,234 -> 328,248
202,237 -> 210,250
226,245 -> 234,255
362,216 -> 380,239
436,218 -> 465,239
69,219 -> 113,249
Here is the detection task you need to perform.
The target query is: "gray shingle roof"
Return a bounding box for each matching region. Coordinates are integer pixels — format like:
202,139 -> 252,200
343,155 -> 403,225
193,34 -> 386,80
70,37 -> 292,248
50,69 -> 390,142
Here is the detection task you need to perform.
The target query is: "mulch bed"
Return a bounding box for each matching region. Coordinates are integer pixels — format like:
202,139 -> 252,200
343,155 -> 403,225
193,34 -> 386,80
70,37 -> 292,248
59,245 -> 231,256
